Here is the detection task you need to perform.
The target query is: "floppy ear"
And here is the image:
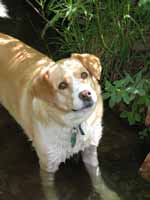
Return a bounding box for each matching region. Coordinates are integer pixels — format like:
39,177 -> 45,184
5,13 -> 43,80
31,67 -> 54,101
71,53 -> 102,80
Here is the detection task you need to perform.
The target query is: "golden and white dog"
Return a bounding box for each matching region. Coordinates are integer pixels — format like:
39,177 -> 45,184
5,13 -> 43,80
0,32 -> 103,170
0,31 -> 102,183
0,33 -> 120,200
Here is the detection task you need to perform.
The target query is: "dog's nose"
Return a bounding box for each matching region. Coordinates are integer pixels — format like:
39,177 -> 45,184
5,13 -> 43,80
79,90 -> 92,101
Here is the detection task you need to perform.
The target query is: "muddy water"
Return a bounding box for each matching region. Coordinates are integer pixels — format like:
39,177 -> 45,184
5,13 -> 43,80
0,105 -> 149,200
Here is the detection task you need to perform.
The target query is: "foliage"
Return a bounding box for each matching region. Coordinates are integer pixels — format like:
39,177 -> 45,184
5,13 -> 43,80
32,0 -> 150,137
103,70 -> 150,136
35,0 -> 149,75
139,128 -> 150,139
139,0 -> 150,14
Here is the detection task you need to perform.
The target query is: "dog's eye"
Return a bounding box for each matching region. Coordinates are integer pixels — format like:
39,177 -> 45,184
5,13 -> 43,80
58,81 -> 68,90
81,72 -> 88,79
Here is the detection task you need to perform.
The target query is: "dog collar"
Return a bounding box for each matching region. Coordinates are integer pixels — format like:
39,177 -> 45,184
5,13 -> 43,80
71,124 -> 85,148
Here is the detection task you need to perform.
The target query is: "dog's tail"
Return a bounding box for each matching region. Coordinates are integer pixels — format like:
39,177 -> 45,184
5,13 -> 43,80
0,0 -> 9,18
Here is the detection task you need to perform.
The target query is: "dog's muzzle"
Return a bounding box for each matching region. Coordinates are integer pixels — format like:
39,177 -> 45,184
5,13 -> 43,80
79,90 -> 92,101
72,90 -> 95,112
79,90 -> 94,108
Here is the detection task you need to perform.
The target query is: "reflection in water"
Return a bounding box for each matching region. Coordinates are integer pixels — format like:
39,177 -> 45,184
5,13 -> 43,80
93,174 -> 121,200
40,164 -> 121,200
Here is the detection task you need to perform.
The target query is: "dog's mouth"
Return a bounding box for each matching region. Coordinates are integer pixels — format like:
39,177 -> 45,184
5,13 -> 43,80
72,101 -> 94,112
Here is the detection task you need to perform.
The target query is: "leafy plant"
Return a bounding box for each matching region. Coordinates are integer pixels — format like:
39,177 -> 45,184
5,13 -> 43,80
103,70 -> 150,136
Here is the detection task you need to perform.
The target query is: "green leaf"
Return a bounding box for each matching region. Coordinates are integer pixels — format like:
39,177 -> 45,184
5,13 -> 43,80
114,79 -> 127,87
115,95 -> 122,103
103,92 -> 111,100
120,111 -> 128,119
127,112 -> 136,125
109,98 -> 116,108
105,80 -> 113,91
122,92 -> 130,104
134,113 -> 141,122
135,71 -> 142,84
139,128 -> 150,139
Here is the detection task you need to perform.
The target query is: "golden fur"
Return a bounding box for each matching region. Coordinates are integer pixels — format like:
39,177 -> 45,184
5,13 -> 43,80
0,33 -> 103,138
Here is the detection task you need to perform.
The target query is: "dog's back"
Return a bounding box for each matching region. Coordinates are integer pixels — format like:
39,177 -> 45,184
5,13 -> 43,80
0,33 -> 53,134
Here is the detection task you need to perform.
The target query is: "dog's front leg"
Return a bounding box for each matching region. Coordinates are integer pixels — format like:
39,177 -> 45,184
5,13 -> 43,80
82,145 -> 121,200
82,145 -> 100,185
40,169 -> 58,200
35,149 -> 59,200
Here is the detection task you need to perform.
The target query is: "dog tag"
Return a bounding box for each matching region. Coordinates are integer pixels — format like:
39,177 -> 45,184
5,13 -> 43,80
71,127 -> 78,148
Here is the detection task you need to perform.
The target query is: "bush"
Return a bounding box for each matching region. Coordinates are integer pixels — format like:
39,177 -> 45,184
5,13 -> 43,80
103,70 -> 150,133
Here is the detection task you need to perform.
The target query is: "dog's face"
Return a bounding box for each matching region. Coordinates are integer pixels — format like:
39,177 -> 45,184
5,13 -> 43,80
32,54 -> 102,124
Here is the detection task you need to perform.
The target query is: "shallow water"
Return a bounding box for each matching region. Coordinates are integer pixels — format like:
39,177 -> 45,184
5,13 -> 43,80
0,105 -> 149,200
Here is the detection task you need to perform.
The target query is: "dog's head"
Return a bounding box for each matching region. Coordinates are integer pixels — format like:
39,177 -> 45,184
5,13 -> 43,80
32,53 -> 102,124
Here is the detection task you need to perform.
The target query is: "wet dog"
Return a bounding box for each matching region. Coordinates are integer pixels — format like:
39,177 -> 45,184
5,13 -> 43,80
0,31 -> 102,189
0,33 -> 121,200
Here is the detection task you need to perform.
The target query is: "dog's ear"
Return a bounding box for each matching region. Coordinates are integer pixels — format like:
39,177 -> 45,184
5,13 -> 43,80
71,53 -> 102,80
31,66 -> 54,101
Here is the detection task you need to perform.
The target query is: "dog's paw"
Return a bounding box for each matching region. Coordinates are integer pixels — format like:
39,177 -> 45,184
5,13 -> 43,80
94,183 -> 121,200
89,173 -> 122,200
87,191 -> 100,200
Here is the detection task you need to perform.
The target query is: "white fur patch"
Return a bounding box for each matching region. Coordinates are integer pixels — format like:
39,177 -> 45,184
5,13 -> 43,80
0,1 -> 9,18
32,117 -> 102,172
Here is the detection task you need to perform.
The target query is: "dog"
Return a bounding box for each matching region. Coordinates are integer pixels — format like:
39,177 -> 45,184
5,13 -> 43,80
0,31 -> 102,190
0,33 -> 121,200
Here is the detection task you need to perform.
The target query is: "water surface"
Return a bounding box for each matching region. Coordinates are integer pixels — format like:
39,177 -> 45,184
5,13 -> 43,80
0,106 -> 149,200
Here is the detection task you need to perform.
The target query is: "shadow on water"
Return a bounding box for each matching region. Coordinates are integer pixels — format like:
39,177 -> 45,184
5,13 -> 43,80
0,105 -> 149,200
0,0 -> 150,199
99,110 -> 150,200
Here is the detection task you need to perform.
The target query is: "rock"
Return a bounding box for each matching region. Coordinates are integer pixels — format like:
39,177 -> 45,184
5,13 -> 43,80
145,106 -> 150,127
139,153 -> 150,181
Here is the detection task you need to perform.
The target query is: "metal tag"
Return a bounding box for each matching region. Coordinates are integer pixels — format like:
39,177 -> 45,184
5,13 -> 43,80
71,127 -> 78,148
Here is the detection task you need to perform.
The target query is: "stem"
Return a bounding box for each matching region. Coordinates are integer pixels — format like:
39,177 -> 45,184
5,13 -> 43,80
25,0 -> 48,22
95,1 -> 113,54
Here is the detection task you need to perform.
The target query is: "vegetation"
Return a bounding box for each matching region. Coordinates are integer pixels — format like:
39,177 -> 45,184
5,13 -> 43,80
29,0 -> 150,137
104,70 -> 150,137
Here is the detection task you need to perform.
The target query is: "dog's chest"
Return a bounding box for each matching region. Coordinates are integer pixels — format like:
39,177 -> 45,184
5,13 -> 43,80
34,120 -> 102,164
